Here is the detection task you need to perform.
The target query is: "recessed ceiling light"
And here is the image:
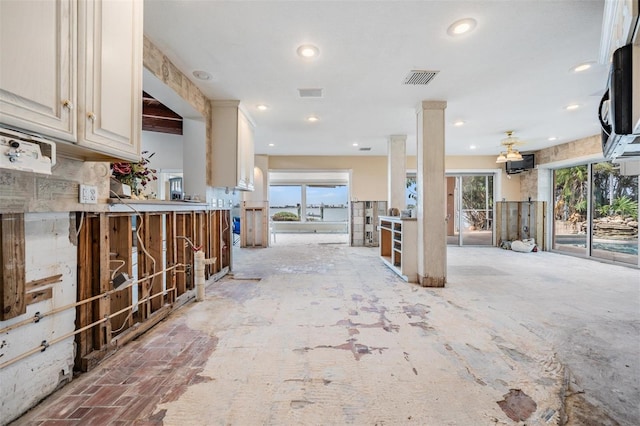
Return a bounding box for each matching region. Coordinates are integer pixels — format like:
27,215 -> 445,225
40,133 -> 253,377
469,145 -> 476,150
257,104 -> 269,111
454,120 -> 465,127
307,115 -> 319,122
297,44 -> 320,58
548,136 -> 558,141
447,18 -> 477,36
352,143 -> 359,147
192,70 -> 212,81
268,143 -> 274,147
571,62 -> 594,73
566,104 -> 579,110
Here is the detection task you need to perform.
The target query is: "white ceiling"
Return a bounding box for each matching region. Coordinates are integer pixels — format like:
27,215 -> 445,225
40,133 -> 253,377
143,0 -> 608,157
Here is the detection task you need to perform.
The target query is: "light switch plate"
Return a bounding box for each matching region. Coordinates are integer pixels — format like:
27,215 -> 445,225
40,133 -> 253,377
79,184 -> 98,204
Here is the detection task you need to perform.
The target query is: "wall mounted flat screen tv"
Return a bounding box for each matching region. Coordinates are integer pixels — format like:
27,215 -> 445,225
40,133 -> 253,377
505,154 -> 535,175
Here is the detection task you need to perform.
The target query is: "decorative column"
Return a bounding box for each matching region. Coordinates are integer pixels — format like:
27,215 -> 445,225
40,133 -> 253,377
387,135 -> 407,213
416,101 -> 447,287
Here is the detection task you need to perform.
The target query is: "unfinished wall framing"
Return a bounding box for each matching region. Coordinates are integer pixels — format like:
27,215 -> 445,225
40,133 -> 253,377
495,201 -> 547,250
74,209 -> 231,372
241,201 -> 268,247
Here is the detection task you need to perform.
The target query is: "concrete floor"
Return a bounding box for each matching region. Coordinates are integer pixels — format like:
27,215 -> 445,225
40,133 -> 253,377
13,234 -> 639,425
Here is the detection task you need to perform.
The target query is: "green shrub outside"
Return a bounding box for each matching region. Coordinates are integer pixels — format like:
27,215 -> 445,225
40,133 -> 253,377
272,211 -> 300,221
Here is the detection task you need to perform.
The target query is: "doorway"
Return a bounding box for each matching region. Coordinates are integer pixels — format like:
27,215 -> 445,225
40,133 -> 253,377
447,174 -> 495,246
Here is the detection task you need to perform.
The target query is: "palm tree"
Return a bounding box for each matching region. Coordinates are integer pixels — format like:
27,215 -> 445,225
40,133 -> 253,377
554,165 -> 588,221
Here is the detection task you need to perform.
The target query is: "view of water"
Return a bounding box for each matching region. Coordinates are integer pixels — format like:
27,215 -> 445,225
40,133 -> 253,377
270,207 -> 348,222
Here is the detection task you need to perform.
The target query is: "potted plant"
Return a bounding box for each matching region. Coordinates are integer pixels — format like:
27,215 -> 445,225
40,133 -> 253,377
110,151 -> 157,198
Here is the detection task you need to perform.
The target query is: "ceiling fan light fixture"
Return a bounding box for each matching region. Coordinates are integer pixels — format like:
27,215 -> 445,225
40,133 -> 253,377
496,130 -> 523,163
506,150 -> 523,161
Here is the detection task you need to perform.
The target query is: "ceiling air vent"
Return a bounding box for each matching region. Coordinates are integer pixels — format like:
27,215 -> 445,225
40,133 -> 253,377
359,147 -> 372,151
298,88 -> 323,98
403,70 -> 439,85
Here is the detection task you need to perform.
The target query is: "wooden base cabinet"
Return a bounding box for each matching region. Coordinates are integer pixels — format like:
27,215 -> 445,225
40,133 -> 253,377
379,216 -> 417,283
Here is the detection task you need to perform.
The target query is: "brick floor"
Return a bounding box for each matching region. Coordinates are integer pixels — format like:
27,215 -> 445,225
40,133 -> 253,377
12,318 -> 218,425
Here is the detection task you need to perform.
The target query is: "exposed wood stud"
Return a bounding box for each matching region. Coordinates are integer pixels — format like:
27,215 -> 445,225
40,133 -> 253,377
0,214 -> 26,320
26,274 -> 63,291
26,288 -> 53,305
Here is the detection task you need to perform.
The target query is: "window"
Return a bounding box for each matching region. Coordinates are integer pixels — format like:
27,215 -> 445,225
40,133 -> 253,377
552,162 -> 638,265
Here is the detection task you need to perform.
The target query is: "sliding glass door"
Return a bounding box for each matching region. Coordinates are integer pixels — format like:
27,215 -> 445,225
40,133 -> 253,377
552,165 -> 588,254
552,162 -> 638,266
447,174 -> 494,246
591,162 -> 638,265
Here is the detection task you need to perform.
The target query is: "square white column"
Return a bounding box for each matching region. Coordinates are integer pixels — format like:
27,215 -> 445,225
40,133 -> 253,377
416,101 -> 447,287
388,135 -> 407,213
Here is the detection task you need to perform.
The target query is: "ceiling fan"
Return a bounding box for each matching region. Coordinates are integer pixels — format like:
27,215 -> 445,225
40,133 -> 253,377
496,131 -> 524,163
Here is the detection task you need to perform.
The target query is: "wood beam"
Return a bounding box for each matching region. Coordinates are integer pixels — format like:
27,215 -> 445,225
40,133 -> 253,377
0,214 -> 25,320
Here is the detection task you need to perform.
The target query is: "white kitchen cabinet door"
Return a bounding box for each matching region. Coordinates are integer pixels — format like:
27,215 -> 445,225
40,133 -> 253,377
237,109 -> 255,191
210,101 -> 255,191
77,0 -> 142,161
0,0 -> 77,140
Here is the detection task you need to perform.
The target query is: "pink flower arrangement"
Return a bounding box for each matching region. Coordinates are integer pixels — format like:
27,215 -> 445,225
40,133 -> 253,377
111,151 -> 157,193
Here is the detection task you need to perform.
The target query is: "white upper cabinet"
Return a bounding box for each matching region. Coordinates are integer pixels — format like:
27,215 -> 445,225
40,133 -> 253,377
0,0 -> 142,162
0,0 -> 77,140
210,100 -> 255,191
77,0 -> 142,160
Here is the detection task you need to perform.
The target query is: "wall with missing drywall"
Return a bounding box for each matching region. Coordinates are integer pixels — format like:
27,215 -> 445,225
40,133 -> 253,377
0,157 -> 111,214
0,212 -> 77,424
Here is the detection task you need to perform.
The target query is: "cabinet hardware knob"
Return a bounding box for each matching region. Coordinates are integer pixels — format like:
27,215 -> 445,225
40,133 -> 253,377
87,112 -> 96,121
62,100 -> 74,110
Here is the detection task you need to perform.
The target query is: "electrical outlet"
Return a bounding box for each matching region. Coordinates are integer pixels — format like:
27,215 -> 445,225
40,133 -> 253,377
79,184 -> 98,204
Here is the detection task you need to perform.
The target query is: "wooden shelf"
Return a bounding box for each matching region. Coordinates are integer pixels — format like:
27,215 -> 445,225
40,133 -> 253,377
350,201 -> 387,247
379,216 -> 417,283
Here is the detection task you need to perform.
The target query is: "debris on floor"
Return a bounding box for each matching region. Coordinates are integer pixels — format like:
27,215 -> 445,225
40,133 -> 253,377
500,238 -> 538,252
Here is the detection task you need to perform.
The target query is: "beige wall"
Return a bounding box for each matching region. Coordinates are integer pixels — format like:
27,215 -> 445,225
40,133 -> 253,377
268,154 -> 522,203
268,156 -> 388,201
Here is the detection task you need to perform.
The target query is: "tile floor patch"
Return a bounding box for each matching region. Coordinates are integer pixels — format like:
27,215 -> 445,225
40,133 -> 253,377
497,389 -> 537,422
